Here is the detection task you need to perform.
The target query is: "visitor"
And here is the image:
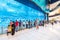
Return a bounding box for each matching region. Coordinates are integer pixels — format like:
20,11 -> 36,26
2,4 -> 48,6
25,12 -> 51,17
15,20 -> 19,32
22,21 -> 26,29
36,19 -> 39,29
19,20 -> 22,30
30,21 -> 32,28
11,21 -> 15,36
26,20 -> 28,29
51,22 -> 53,25
34,20 -> 36,27
7,25 -> 12,36
28,20 -> 31,28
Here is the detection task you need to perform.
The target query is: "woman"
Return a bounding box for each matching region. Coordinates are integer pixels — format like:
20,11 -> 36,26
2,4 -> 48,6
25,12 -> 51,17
11,21 -> 15,36
7,25 -> 12,36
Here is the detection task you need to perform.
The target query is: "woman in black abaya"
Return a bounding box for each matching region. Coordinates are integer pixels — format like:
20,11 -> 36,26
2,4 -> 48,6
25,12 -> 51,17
11,21 -> 15,35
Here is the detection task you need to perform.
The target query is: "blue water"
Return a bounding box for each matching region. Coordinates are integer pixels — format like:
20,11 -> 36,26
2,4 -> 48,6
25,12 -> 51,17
0,0 -> 49,34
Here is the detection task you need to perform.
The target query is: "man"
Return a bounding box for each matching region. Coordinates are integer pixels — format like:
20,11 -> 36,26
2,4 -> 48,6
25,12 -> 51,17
15,20 -> 19,32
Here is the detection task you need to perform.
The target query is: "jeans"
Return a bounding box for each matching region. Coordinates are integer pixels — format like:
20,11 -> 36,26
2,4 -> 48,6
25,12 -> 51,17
15,26 -> 19,32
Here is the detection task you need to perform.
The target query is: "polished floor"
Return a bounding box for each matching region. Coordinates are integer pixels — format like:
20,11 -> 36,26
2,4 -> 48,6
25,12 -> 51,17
0,22 -> 60,40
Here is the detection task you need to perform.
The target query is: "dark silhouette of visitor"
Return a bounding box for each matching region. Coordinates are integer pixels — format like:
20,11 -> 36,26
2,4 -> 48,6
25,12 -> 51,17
11,21 -> 15,36
19,20 -> 22,30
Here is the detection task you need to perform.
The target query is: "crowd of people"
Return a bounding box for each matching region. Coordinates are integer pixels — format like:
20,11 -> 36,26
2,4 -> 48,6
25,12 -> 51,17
7,19 -> 60,36
7,19 -> 45,36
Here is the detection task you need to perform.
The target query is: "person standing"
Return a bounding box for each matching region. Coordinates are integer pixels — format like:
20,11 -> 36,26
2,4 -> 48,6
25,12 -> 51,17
19,20 -> 22,30
15,20 -> 19,32
7,25 -> 12,36
36,19 -> 39,29
26,20 -> 28,29
11,21 -> 15,36
28,20 -> 31,28
30,21 -> 32,28
34,20 -> 36,27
